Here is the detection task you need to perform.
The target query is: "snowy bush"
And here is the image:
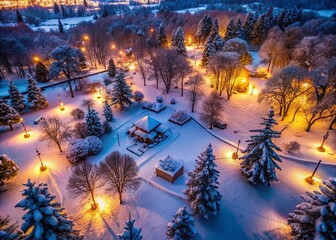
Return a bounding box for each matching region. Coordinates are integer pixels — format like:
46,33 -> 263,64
66,139 -> 90,164
118,215 -> 142,240
284,141 -> 301,154
70,108 -> 85,119
72,122 -> 88,139
134,91 -> 144,103
170,98 -> 176,104
156,95 -> 164,103
159,155 -> 178,172
288,178 -> 336,240
0,155 -> 19,185
169,111 -> 191,125
85,136 -> 102,155
103,121 -> 112,133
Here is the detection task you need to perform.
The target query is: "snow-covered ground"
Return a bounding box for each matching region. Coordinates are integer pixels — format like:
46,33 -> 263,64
0,47 -> 335,239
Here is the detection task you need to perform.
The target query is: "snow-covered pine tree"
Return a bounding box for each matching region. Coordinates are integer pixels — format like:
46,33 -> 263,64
276,9 -> 287,31
172,27 -> 187,57
86,107 -> 103,137
210,19 -> 224,51
0,215 -> 21,239
103,101 -> 113,122
239,107 -> 282,186
158,23 -> 168,47
8,81 -> 25,112
53,2 -> 60,15
288,177 -> 336,240
166,206 -> 198,240
184,144 -> 222,219
118,213 -> 142,240
16,10 -> 23,23
263,7 -> 275,32
235,18 -> 242,38
35,61 -> 49,83
0,154 -> 19,185
242,12 -> 255,42
15,179 -> 82,240
201,37 -> 217,66
0,99 -> 21,130
26,74 -> 48,110
195,15 -> 207,45
108,59 -> 116,78
58,18 -> 64,33
224,19 -> 236,41
251,15 -> 266,47
110,71 -> 133,110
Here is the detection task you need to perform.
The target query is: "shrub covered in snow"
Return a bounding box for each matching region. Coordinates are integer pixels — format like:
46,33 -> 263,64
85,136 -> 102,155
103,121 -> 112,133
0,215 -> 22,239
159,155 -> 179,172
284,141 -> 301,154
118,214 -> 142,240
169,111 -> 191,125
288,178 -> 336,240
70,108 -> 85,119
66,139 -> 90,164
0,154 -> 19,185
156,95 -> 164,103
134,91 -> 144,103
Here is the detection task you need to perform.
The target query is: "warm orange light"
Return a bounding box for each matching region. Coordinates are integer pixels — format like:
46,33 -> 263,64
81,47 -> 86,52
119,50 -> 123,55
150,27 -> 154,33
83,35 -> 89,41
59,102 -> 65,111
241,77 -> 247,83
111,44 -> 116,49
33,56 -> 40,62
129,64 -> 135,70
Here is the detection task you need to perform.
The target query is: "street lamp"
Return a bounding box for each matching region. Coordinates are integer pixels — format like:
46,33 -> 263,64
232,140 -> 241,160
317,131 -> 329,152
36,148 -> 47,172
97,88 -> 102,99
20,118 -> 30,138
305,160 -> 322,185
250,84 -> 255,95
58,94 -> 65,111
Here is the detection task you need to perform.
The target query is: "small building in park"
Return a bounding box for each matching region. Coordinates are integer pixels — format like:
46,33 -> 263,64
128,116 -> 168,144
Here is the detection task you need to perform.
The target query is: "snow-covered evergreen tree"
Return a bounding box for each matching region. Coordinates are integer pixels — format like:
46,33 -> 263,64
263,7 -> 275,32
103,101 -> 113,122
8,81 -> 25,112
58,18 -> 64,33
35,61 -> 49,83
209,19 -> 224,51
110,71 -> 133,110
166,206 -> 198,240
0,99 -> 21,130
172,27 -> 187,57
235,19 -> 242,38
0,154 -> 19,185
224,19 -> 236,41
53,2 -> 60,15
118,214 -> 142,240
242,12 -> 255,42
15,179 -> 82,240
288,177 -> 336,240
251,15 -> 267,47
26,74 -> 48,110
86,107 -> 103,137
195,15 -> 212,45
239,108 -> 282,186
184,144 -> 222,219
108,58 -> 116,78
0,215 -> 21,239
158,23 -> 168,47
201,37 -> 217,66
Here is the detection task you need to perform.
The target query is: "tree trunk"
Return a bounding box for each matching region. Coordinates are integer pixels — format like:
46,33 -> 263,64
9,123 -> 13,130
56,142 -> 63,153
91,191 -> 97,210
181,78 -> 184,96
329,115 -> 336,130
68,80 -> 74,98
191,100 -> 195,113
291,107 -> 300,123
118,191 -> 123,204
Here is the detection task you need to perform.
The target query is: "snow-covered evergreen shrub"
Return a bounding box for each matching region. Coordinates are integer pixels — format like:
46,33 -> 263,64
0,100 -> 22,128
103,121 -> 112,133
169,111 -> 191,125
184,144 -> 222,219
26,74 -> 48,110
156,95 -> 164,103
239,107 -> 282,186
0,215 -> 21,239
133,91 -> 144,103
103,101 -> 113,122
110,71 -> 133,110
66,139 -> 90,164
70,108 -> 85,120
284,141 -> 301,154
85,136 -> 102,155
159,155 -> 178,172
0,155 -> 19,185
108,59 -> 117,78
288,178 -> 336,240
8,81 -> 25,112
15,179 -> 82,240
118,214 -> 142,240
86,108 -> 103,137
166,206 -> 198,240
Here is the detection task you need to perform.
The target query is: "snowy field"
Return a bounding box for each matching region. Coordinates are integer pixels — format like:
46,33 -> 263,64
0,48 -> 335,239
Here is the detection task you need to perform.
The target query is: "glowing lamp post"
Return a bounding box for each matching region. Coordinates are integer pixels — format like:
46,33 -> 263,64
20,118 -> 30,138
58,94 -> 65,111
305,160 -> 322,185
232,140 -> 241,160
317,131 -> 329,152
36,148 -> 47,172
250,84 -> 255,95
97,88 -> 102,99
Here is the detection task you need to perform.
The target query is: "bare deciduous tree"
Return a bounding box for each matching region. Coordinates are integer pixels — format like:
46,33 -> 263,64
186,74 -> 204,113
201,92 -> 223,129
67,162 -> 103,210
176,59 -> 192,96
259,33 -> 286,71
99,151 -> 141,204
39,116 -> 71,153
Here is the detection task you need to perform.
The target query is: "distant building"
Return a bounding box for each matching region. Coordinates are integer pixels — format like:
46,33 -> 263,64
0,0 -> 98,9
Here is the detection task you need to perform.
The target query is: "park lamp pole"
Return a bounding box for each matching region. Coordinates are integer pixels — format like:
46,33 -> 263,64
36,148 -> 47,171
317,131 -> 329,152
305,160 -> 322,185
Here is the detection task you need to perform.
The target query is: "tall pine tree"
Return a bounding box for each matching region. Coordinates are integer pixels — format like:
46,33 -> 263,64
201,37 -> 217,66
53,2 -> 60,15
158,23 -> 168,47
15,179 -> 82,240
251,15 -> 267,47
195,15 -> 212,46
184,144 -> 222,219
26,74 -> 48,110
172,27 -> 187,57
108,59 -> 116,78
35,61 -> 49,83
166,206 -> 198,240
0,99 -> 21,130
8,80 -> 25,112
210,19 -> 224,51
224,19 -> 236,41
235,18 -> 242,38
118,213 -> 142,240
242,12 -> 255,42
110,71 -> 133,110
239,108 -> 282,186
103,101 -> 113,122
86,107 -> 103,137
0,154 -> 19,185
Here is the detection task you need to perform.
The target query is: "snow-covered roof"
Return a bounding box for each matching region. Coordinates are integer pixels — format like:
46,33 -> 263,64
156,124 -> 169,134
128,126 -> 137,134
134,116 -> 161,132
134,129 -> 157,140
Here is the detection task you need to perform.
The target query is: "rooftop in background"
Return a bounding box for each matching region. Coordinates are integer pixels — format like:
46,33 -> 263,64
134,116 -> 161,133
